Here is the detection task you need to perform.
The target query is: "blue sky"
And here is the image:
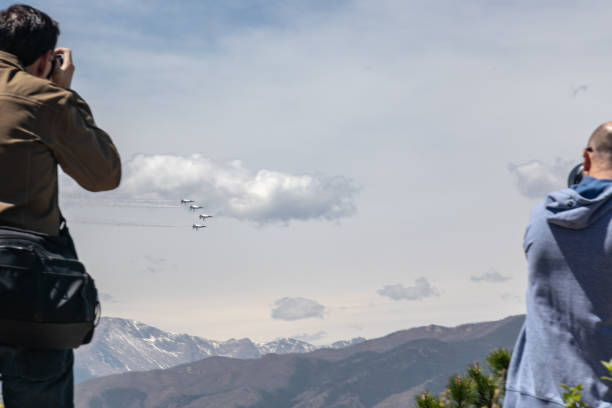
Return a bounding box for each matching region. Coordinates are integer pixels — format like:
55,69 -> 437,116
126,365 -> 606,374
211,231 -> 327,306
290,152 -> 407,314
8,0 -> 612,344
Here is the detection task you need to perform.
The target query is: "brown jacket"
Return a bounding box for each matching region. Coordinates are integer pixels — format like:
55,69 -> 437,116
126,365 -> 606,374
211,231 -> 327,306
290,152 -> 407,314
0,51 -> 121,235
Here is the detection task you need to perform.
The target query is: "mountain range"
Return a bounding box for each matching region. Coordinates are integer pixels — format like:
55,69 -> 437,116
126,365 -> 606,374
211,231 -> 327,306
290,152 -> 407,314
75,317 -> 366,383
75,314 -> 525,408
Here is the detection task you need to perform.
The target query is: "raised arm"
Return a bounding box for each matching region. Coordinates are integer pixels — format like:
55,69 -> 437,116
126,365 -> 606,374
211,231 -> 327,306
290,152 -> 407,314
46,89 -> 121,192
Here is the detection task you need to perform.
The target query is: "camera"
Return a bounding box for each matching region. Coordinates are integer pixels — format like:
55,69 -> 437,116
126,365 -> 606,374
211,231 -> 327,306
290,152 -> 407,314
46,54 -> 63,79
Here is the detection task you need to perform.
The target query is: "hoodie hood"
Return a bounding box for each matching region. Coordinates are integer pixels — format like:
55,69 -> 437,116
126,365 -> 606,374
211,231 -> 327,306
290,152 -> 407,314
546,183 -> 612,229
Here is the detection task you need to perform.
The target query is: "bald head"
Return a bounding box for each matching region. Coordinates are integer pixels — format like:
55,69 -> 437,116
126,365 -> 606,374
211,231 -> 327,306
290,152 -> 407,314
584,122 -> 612,178
589,122 -> 612,155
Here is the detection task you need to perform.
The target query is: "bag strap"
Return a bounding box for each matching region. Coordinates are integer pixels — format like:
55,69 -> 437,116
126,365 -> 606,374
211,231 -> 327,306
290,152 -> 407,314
58,211 -> 79,259
60,212 -> 102,327
60,212 -> 101,329
59,213 -> 67,231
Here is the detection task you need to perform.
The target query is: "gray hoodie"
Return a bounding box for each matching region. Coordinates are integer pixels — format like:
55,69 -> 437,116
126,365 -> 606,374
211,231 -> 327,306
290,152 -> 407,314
505,181 -> 612,407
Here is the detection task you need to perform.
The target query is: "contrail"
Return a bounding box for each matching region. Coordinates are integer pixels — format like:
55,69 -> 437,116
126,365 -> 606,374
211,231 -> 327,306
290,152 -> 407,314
69,220 -> 184,228
61,198 -> 183,209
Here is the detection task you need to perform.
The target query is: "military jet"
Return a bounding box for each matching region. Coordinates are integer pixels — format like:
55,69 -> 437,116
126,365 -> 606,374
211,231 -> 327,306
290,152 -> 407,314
189,205 -> 203,211
199,214 -> 213,221
192,224 -> 206,231
181,199 -> 194,205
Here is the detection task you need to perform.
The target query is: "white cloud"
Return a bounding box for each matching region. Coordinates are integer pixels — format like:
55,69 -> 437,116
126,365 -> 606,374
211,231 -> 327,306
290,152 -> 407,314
471,269 -> 511,283
508,159 -> 576,199
293,331 -> 328,343
61,154 -> 359,225
270,297 -> 326,321
377,277 -> 439,301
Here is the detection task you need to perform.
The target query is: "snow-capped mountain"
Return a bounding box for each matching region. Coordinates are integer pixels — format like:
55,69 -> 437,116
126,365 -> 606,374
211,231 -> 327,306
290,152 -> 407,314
74,317 -> 362,383
256,337 -> 317,355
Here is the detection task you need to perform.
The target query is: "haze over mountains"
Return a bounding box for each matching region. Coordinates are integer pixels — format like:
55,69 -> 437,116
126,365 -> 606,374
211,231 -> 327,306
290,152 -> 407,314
75,317 -> 366,383
75,315 -> 524,408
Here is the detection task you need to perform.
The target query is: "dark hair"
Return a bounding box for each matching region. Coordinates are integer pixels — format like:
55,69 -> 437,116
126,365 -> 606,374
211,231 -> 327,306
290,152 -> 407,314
0,4 -> 59,67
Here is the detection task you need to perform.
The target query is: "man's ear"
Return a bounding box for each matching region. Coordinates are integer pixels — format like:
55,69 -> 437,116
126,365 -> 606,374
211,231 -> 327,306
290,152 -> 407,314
25,50 -> 52,78
583,148 -> 592,174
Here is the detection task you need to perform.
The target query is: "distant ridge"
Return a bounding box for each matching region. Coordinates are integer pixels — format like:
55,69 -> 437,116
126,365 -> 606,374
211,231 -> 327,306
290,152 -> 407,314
75,315 -> 525,408
310,314 -> 523,361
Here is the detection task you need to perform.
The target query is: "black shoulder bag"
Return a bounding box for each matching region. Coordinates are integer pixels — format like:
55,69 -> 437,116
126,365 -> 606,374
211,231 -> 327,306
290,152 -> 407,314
0,218 -> 100,349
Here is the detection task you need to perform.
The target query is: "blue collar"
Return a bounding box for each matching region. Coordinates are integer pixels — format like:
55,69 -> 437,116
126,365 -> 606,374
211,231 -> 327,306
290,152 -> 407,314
570,176 -> 612,199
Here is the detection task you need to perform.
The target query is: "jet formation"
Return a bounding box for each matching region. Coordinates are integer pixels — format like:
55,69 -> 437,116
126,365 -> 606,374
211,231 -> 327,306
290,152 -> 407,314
181,199 -> 213,231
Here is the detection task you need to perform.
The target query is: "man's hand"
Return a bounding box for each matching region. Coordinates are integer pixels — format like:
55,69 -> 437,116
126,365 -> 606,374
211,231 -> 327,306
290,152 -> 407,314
50,48 -> 74,89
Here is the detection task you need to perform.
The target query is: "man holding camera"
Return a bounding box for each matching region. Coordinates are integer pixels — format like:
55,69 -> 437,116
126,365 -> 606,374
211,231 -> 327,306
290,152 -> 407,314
0,4 -> 121,407
504,122 -> 612,407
